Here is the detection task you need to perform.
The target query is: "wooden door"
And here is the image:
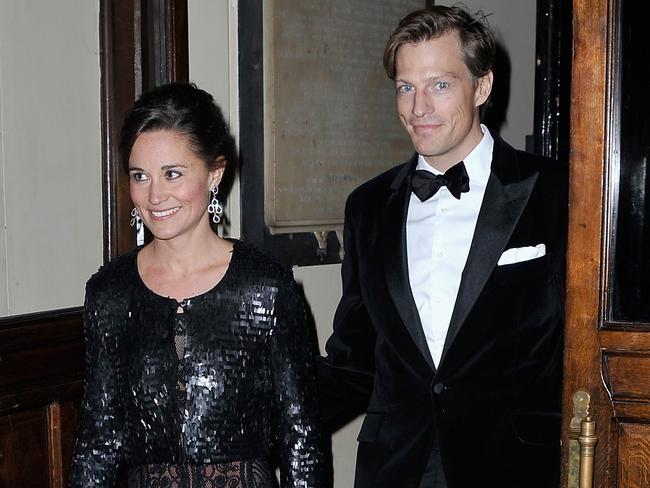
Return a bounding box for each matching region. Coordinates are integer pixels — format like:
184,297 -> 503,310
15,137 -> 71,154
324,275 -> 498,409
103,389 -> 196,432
561,0 -> 650,486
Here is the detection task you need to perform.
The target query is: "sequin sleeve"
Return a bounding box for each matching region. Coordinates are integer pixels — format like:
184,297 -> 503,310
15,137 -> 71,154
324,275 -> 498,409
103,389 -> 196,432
69,279 -> 124,487
269,272 -> 323,488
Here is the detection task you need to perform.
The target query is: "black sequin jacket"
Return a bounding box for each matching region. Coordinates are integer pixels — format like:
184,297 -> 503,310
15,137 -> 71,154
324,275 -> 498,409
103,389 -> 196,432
69,241 -> 322,487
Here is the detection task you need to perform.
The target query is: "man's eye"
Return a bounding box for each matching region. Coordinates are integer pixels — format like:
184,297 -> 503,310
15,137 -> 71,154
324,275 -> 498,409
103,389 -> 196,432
397,84 -> 414,94
434,81 -> 449,90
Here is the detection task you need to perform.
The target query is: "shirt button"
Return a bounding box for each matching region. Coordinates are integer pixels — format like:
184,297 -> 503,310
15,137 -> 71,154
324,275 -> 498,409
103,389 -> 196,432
436,252 -> 443,258
441,207 -> 448,214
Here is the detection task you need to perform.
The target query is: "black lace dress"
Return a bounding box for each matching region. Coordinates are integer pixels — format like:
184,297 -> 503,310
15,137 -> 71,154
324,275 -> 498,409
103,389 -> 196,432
70,241 -> 322,488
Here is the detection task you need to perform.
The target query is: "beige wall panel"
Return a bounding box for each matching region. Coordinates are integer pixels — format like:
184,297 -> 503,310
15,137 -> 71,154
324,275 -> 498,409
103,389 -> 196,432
188,0 -> 240,238
0,0 -> 102,315
0,73 -> 7,315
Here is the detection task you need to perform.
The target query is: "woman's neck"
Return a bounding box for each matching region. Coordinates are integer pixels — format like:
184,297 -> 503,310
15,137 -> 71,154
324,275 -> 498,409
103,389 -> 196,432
149,232 -> 229,272
137,230 -> 234,301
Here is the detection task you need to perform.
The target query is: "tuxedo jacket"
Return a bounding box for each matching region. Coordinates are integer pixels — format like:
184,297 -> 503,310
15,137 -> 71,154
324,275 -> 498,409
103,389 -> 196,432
318,133 -> 567,488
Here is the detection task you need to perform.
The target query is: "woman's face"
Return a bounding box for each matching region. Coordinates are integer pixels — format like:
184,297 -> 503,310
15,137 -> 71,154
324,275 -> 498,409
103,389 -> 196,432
128,129 -> 223,242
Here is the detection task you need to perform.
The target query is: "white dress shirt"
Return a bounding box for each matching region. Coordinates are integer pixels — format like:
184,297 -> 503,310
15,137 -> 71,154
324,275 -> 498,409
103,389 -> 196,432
406,126 -> 493,367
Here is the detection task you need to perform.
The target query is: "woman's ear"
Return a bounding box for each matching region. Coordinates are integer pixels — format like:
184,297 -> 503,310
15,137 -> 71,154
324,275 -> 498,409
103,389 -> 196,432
210,156 -> 227,188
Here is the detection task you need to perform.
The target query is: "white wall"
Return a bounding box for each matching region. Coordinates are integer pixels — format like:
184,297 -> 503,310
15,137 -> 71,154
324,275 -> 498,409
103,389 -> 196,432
461,0 -> 537,149
0,0 -> 103,316
189,1 -> 537,486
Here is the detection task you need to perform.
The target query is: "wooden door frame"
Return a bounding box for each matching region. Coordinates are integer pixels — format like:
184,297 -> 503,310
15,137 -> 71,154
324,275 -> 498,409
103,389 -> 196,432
100,0 -> 188,259
561,0 -> 618,485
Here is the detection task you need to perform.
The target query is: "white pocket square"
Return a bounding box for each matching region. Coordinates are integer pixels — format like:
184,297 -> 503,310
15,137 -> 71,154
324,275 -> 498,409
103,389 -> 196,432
497,244 -> 546,266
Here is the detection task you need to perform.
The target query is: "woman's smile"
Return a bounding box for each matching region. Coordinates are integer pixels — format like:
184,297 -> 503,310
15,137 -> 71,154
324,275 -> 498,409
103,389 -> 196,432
149,206 -> 181,220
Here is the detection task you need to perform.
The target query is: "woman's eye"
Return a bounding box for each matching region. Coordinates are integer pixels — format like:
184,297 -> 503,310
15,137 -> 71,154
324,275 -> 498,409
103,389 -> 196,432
166,170 -> 182,180
130,172 -> 148,182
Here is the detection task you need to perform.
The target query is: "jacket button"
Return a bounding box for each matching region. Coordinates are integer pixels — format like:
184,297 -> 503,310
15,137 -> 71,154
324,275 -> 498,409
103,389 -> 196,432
433,383 -> 445,394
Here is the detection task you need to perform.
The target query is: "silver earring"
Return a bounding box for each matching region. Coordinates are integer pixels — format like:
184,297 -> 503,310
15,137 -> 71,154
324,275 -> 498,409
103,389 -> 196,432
207,186 -> 223,224
130,207 -> 142,227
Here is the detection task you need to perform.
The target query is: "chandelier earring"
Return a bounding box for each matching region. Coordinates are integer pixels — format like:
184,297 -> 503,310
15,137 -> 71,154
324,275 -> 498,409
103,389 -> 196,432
130,207 -> 142,227
207,185 -> 223,224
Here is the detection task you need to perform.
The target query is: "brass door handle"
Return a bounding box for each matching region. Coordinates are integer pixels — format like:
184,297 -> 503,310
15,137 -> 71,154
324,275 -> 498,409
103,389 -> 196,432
568,391 -> 597,487
577,415 -> 597,488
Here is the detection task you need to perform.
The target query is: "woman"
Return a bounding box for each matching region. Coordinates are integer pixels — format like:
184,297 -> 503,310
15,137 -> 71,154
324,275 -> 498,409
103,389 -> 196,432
70,83 -> 323,487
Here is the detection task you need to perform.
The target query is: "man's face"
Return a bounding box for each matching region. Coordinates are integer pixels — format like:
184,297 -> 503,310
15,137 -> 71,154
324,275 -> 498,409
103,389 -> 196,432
394,31 -> 492,171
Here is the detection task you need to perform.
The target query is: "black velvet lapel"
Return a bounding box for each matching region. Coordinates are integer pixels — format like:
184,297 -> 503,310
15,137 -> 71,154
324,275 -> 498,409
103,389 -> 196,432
382,155 -> 436,371
439,136 -> 539,366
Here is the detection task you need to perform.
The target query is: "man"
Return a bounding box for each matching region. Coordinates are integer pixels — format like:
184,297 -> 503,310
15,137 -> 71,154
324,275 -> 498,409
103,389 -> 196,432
318,5 -> 567,488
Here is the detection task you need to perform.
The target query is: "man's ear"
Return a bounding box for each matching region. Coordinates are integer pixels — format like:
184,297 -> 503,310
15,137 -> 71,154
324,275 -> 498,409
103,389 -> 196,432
474,70 -> 494,107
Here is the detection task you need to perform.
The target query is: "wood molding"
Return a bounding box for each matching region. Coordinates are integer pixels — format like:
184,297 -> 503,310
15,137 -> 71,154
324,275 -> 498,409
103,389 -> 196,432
165,0 -> 189,83
47,402 -> 63,488
100,0 -> 139,259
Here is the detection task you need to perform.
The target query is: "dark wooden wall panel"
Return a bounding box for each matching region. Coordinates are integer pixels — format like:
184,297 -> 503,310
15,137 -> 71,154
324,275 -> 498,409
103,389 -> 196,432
0,310 -> 84,487
0,416 -> 14,484
59,400 -> 81,486
3,409 -> 50,487
603,352 -> 650,400
0,321 -> 83,406
618,423 -> 650,488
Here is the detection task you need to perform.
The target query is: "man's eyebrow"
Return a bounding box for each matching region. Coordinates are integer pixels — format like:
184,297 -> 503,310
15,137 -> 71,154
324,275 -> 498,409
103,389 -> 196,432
395,72 -> 459,84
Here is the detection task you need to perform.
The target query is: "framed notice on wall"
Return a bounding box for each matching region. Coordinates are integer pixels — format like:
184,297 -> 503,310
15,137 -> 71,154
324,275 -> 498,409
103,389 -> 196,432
239,0 -> 429,265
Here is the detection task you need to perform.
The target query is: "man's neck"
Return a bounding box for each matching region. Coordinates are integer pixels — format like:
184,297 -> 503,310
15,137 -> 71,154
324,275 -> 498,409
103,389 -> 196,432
423,125 -> 486,172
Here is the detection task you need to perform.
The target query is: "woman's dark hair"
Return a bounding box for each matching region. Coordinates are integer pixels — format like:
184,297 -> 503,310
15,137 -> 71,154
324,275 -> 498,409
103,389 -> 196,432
383,6 -> 495,84
119,82 -> 236,175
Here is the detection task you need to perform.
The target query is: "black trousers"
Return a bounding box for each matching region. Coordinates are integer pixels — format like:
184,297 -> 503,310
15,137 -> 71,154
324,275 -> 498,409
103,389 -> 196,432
418,448 -> 447,488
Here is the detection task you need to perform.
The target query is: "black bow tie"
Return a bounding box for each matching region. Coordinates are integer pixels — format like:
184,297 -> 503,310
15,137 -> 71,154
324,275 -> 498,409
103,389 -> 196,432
410,161 -> 470,201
